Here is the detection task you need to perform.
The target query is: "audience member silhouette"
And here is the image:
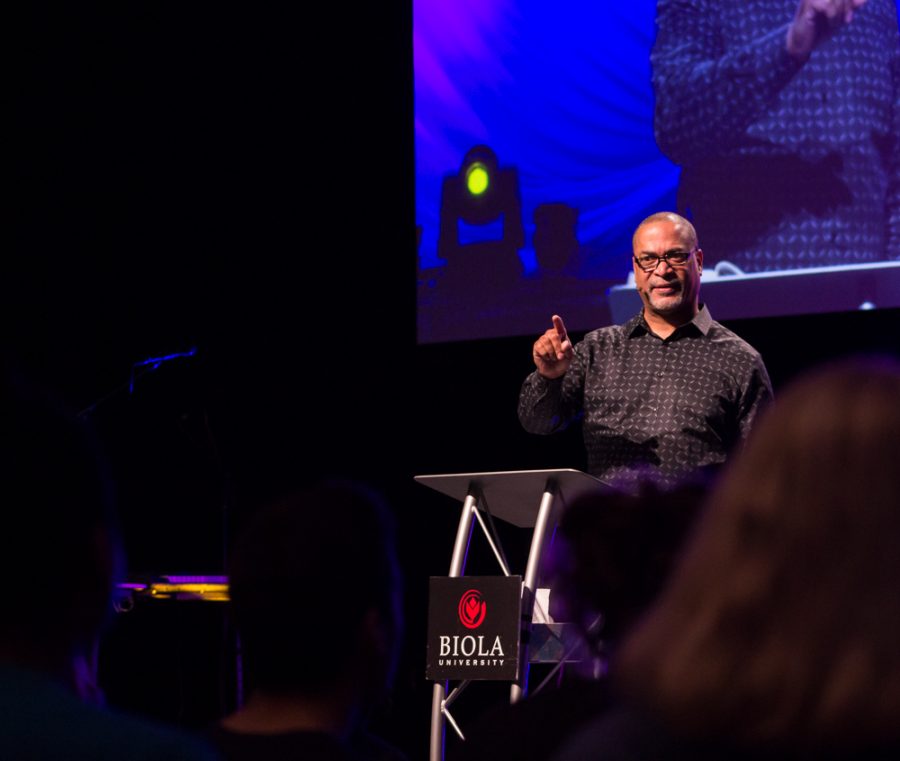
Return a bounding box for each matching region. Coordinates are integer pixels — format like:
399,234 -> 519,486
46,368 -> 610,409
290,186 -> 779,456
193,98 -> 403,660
0,369 -> 218,760
556,356 -> 900,760
451,479 -> 706,761
206,481 -> 406,761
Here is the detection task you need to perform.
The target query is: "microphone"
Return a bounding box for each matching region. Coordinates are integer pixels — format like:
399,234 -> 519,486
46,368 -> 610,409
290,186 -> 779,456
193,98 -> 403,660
128,347 -> 198,394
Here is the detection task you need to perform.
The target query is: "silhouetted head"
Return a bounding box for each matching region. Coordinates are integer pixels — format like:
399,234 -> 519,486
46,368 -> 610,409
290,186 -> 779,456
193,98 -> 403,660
547,478 -> 706,651
0,368 -> 122,671
227,480 -> 403,705
619,356 -> 900,750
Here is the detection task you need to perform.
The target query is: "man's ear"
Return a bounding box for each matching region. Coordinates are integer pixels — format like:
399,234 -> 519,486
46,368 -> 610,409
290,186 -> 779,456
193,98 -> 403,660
695,247 -> 703,274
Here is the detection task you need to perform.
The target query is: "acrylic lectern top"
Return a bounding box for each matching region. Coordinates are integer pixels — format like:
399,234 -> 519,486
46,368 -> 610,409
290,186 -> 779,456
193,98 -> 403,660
414,468 -> 607,528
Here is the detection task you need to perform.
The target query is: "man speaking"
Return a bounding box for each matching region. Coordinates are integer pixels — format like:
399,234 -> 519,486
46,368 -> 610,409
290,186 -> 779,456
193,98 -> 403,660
518,212 -> 773,489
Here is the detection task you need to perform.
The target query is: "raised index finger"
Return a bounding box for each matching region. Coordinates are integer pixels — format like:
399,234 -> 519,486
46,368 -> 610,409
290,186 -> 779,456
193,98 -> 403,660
551,314 -> 568,341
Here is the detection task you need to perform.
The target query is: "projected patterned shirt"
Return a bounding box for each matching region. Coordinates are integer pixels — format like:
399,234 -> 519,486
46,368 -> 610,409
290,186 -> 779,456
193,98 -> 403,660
651,0 -> 900,272
518,307 -> 772,490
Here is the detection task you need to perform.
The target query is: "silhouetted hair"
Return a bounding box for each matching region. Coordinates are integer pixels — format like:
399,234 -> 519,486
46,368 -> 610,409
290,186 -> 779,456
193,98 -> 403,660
554,479 -> 706,647
0,368 -> 120,655
618,356 -> 900,750
227,480 -> 402,694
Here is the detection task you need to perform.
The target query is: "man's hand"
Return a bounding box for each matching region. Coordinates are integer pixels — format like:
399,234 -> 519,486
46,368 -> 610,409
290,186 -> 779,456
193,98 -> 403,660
787,0 -> 867,62
532,315 -> 574,379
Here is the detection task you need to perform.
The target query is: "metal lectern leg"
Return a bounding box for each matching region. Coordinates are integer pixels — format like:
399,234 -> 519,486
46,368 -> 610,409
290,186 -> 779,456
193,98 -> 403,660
510,480 -> 557,704
429,682 -> 448,761
430,491 -> 478,761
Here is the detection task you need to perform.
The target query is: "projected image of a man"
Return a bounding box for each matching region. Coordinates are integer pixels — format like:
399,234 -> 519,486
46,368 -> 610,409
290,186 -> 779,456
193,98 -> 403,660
652,0 -> 900,272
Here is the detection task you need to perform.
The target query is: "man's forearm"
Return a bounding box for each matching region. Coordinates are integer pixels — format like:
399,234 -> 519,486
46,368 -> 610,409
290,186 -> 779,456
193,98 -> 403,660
518,372 -> 572,434
652,0 -> 802,164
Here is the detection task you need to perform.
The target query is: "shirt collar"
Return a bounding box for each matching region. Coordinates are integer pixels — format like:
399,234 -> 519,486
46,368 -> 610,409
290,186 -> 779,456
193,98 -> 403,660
627,304 -> 712,338
624,311 -> 646,337
692,304 -> 713,335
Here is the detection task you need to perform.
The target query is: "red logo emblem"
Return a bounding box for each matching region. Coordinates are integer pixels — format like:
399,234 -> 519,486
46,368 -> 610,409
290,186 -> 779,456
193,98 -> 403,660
458,589 -> 487,629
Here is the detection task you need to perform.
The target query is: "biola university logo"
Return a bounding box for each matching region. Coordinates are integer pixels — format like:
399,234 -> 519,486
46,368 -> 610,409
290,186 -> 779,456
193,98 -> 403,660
437,634 -> 505,667
458,588 -> 487,629
437,588 -> 505,666
427,575 -> 520,681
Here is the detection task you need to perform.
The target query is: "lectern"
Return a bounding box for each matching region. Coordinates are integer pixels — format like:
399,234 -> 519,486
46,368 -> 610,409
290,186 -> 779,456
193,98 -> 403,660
415,469 -> 607,761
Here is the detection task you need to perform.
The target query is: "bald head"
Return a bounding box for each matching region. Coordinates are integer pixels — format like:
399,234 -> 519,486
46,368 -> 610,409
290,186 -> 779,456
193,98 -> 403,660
633,212 -> 698,253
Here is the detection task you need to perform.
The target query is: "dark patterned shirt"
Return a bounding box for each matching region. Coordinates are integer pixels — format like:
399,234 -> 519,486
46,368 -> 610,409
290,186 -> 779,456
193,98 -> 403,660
518,307 -> 772,489
651,0 -> 900,271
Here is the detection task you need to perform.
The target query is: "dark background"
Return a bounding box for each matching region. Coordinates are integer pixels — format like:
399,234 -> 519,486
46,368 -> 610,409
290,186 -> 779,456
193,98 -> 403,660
7,3 -> 900,759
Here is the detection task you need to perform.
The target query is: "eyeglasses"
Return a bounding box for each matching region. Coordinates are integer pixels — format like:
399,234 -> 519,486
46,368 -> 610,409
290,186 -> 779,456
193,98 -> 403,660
633,248 -> 696,272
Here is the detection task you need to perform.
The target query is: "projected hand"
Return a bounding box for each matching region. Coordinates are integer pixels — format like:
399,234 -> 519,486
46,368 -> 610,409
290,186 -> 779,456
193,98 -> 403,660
532,315 -> 574,379
787,0 -> 867,62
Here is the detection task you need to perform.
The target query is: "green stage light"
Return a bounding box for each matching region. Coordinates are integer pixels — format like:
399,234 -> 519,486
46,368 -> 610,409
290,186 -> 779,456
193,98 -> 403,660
466,162 -> 489,196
